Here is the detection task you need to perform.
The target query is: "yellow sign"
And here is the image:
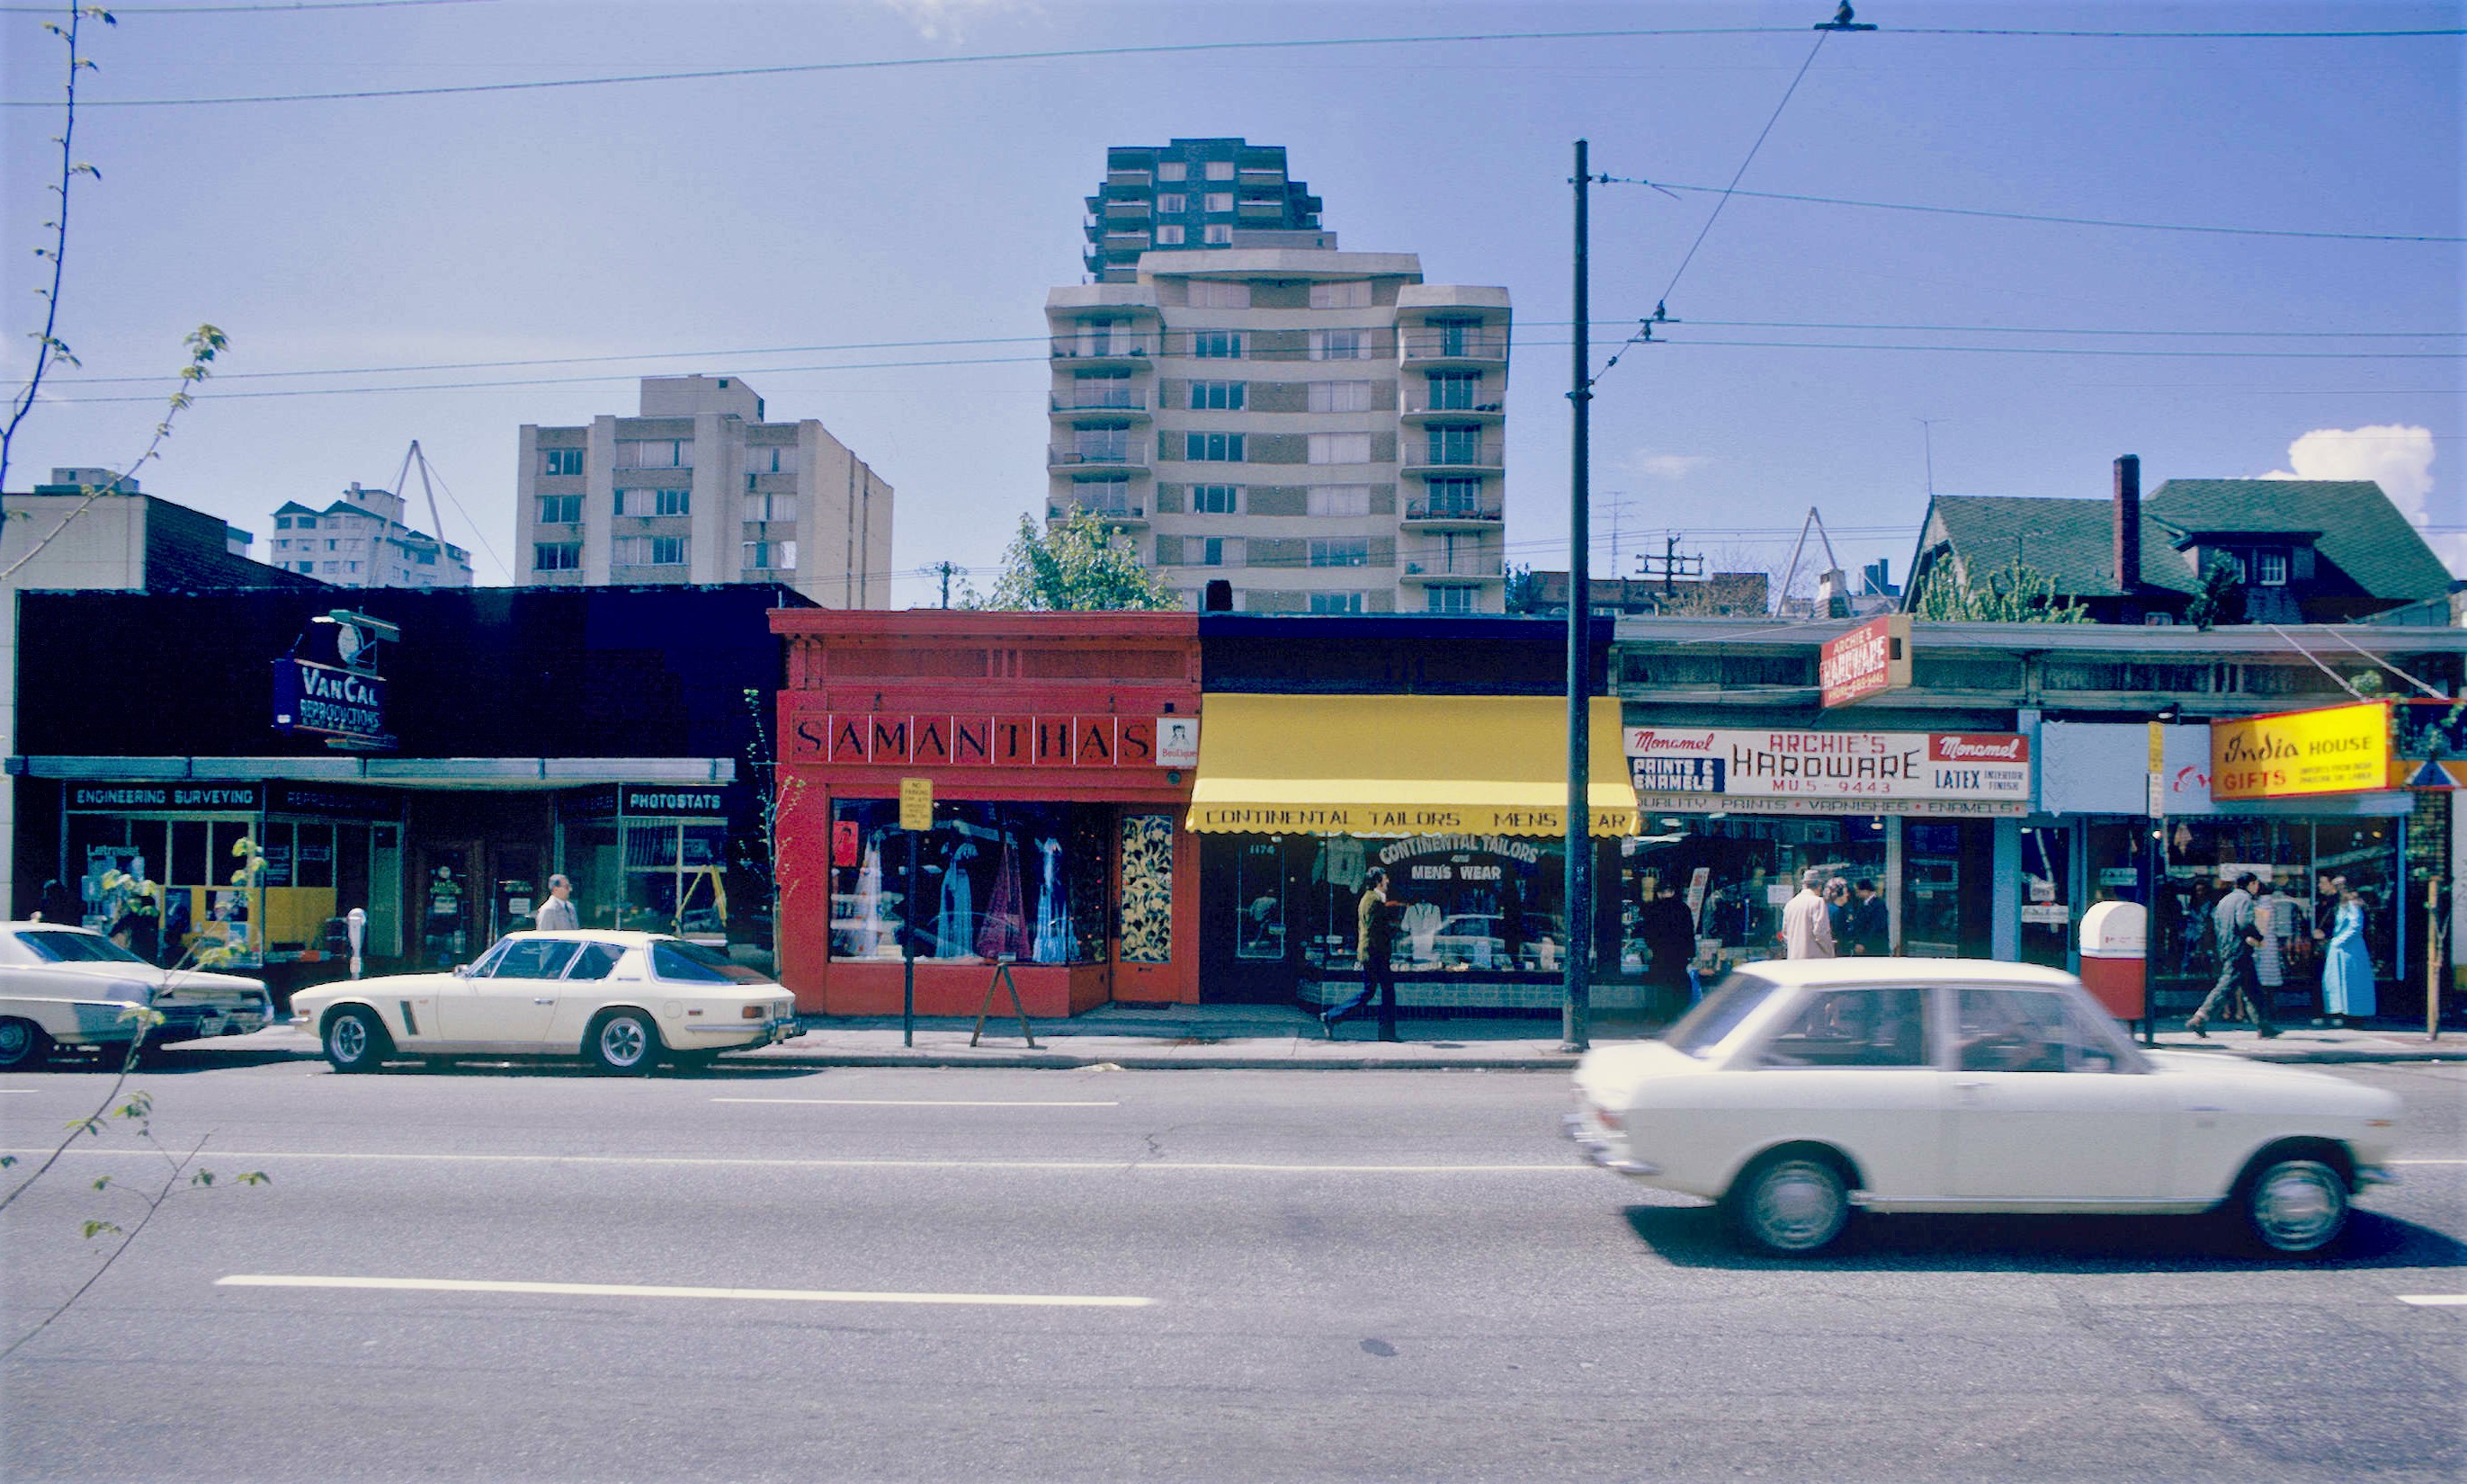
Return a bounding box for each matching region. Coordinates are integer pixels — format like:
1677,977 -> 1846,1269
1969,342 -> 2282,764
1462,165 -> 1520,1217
2148,720 -> 2165,774
898,777 -> 934,831
2211,701 -> 2391,800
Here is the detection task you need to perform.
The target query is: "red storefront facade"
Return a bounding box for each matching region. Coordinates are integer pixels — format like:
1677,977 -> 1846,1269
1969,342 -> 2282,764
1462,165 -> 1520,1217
771,611 -> 1201,1016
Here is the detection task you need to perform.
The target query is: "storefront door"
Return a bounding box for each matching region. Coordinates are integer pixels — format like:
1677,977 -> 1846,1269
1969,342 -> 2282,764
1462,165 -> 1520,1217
2017,826 -> 2071,970
417,845 -> 477,970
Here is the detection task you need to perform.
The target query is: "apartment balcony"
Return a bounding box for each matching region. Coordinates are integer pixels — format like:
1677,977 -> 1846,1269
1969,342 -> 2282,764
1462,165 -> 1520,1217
1399,328 -> 1512,365
1400,393 -> 1506,422
1400,555 -> 1506,582
1236,198 -> 1286,219
1046,500 -> 1149,530
1049,333 -> 1160,366
1104,197 -> 1152,220
1401,501 -> 1505,531
1047,445 -> 1153,476
1105,169 -> 1153,190
1400,439 -> 1506,476
1049,389 -> 1150,418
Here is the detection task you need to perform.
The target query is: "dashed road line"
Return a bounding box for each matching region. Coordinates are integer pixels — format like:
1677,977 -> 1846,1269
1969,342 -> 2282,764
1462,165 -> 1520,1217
711,1097 -> 1120,1107
5,1147 -> 1580,1174
217,1274 -> 1153,1308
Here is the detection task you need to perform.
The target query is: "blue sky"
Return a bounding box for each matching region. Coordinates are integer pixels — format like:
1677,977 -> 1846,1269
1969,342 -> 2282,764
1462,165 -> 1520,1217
4,0 -> 2459,603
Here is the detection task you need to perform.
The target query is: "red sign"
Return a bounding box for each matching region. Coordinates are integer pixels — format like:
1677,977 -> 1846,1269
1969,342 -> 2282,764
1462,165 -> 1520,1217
1819,614 -> 1911,709
1930,734 -> 2031,764
789,713 -> 1168,768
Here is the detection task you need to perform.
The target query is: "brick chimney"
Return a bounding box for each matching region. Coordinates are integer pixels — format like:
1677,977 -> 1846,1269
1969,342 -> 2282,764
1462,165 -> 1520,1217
2114,454 -> 2141,594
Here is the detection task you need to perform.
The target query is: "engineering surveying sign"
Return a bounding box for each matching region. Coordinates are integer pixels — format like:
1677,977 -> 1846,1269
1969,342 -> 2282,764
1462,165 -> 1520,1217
1819,614 -> 1912,709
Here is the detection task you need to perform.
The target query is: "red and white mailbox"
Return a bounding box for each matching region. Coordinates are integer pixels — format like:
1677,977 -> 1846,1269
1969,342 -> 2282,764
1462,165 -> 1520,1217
2078,899 -> 2148,1023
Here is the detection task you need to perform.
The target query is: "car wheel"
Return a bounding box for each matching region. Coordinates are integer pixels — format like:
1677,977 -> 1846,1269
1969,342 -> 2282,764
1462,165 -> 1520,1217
2241,1156 -> 2350,1255
323,1007 -> 390,1074
0,1017 -> 50,1071
1726,1150 -> 1852,1256
587,1011 -> 658,1076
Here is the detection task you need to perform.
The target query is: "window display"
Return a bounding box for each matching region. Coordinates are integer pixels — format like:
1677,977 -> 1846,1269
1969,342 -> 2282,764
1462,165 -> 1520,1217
1304,834 -> 1568,975
1619,816 -> 1885,972
829,800 -> 1106,964
2153,817 -> 2399,997
1118,813 -> 1175,963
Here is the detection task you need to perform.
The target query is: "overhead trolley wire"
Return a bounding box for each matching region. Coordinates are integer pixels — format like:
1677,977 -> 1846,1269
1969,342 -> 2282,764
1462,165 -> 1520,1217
6,20 -> 2459,109
1603,179 -> 2463,244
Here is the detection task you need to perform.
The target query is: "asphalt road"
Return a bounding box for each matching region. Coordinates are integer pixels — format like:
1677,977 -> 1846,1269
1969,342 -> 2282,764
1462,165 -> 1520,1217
2,1057 -> 2460,1484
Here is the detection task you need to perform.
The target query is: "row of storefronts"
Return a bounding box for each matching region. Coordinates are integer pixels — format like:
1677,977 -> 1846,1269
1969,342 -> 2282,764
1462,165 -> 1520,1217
10,595 -> 2463,1022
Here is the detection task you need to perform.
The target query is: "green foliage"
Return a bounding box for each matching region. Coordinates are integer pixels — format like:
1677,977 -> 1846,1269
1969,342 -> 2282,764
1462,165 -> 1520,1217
1502,562 -> 1544,615
1911,557 -> 2092,624
969,510 -> 1176,612
2183,551 -> 2247,630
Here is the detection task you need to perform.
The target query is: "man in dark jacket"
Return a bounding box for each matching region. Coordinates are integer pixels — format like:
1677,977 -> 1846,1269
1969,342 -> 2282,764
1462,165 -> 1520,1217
1323,867 -> 1404,1041
1639,881 -> 1698,1021
1843,879 -> 1891,956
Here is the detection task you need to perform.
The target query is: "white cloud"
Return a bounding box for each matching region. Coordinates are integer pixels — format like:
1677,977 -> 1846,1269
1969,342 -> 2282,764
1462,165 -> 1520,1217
1618,451 -> 1714,480
877,0 -> 1032,42
2262,424 -> 2463,577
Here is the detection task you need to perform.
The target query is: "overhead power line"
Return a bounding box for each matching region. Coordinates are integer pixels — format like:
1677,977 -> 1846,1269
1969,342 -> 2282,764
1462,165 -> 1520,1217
0,0 -> 488,10
1603,178 -> 2463,244
6,21 -> 2460,108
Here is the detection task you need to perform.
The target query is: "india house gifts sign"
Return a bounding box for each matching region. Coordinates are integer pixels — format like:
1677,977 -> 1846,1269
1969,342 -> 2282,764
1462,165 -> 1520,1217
1626,727 -> 2033,817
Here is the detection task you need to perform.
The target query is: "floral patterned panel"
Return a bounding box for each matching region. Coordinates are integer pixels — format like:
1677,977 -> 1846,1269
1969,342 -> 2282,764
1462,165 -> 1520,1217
1118,813 -> 1175,964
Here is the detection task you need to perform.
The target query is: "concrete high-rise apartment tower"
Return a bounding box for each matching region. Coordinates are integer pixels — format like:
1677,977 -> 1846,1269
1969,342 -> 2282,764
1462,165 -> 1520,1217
517,375 -> 892,607
1046,246 -> 1510,615
1084,139 -> 1331,283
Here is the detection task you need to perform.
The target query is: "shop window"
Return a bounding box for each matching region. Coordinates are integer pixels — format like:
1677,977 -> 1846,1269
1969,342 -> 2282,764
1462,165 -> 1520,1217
1305,835 -> 1571,976
621,821 -> 729,937
1621,816 -> 1886,974
1235,837 -> 1285,961
829,800 -> 1107,965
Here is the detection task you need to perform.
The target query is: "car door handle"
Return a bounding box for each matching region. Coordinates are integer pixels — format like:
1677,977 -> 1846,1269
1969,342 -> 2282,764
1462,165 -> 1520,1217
2186,1104 -> 2222,1113
1953,1079 -> 1989,1090
532,997 -> 555,1005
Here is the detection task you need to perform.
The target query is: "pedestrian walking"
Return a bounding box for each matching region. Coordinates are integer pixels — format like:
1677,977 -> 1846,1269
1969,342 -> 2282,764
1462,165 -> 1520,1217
1780,868 -> 1835,960
1322,866 -> 1403,1041
1843,879 -> 1891,957
2254,879 -> 2297,1010
534,873 -> 580,932
1639,880 -> 1697,1023
2187,872 -> 2275,1039
2320,886 -> 2375,1027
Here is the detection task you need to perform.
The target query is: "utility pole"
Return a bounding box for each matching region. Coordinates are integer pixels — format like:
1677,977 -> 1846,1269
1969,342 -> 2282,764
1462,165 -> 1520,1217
1563,139 -> 1594,1054
1638,534 -> 1704,595
934,561 -> 957,609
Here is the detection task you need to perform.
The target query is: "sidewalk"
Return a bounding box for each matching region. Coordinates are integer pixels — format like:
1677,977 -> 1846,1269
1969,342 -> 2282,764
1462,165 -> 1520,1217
183,1006 -> 2465,1071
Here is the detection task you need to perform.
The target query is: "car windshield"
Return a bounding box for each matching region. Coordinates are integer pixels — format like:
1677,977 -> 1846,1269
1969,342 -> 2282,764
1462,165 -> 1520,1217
16,930 -> 147,965
650,940 -> 773,986
1663,973 -> 1783,1057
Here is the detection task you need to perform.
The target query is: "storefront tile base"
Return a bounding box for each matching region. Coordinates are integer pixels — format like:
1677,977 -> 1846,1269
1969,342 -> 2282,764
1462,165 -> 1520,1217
811,961 -> 1110,1020
1298,978 -> 1648,1013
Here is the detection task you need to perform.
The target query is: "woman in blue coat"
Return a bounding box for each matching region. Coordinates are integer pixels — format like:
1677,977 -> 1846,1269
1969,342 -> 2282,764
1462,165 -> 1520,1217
2320,886 -> 2375,1026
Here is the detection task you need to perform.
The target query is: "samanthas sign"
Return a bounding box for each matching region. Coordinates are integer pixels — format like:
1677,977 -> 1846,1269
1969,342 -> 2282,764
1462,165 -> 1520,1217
1626,727 -> 2033,816
2211,701 -> 2391,800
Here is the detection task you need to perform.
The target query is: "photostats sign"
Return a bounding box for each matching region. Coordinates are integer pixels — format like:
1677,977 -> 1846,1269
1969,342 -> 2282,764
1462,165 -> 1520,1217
2211,701 -> 2391,801
1819,614 -> 1911,710
1626,727 -> 2033,817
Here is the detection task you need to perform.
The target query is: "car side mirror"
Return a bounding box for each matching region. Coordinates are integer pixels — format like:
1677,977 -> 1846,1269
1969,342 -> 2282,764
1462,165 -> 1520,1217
452,964 -> 471,978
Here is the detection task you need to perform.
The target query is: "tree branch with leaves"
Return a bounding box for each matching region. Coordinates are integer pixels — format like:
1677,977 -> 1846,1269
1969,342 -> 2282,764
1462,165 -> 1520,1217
967,508 -> 1177,612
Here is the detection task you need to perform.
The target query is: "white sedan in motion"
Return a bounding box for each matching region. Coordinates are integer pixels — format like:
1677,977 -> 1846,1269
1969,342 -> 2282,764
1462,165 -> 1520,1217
1567,960 -> 2400,1256
290,931 -> 799,1075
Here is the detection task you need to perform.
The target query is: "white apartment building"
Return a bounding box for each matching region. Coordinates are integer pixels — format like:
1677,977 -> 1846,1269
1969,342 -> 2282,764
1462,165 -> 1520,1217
1045,248 -> 1509,615
267,483 -> 473,587
516,375 -> 892,608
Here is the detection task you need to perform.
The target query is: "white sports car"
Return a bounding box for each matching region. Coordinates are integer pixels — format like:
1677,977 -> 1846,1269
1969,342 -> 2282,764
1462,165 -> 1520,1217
289,931 -> 800,1075
1566,959 -> 2400,1256
0,922 -> 273,1069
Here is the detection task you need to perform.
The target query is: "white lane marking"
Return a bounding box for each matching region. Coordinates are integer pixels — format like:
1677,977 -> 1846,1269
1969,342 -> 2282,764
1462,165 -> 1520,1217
6,1147 -> 1578,1174
2396,1295 -> 2467,1307
711,1098 -> 1121,1108
218,1274 -> 1152,1308
2391,1159 -> 2467,1166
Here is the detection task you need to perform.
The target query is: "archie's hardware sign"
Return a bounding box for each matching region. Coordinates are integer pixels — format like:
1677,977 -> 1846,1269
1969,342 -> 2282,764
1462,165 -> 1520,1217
2211,701 -> 2391,800
1625,727 -> 2033,816
1819,614 -> 1912,709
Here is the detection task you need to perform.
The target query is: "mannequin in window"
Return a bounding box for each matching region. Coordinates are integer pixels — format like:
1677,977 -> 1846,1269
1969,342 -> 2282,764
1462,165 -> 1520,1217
1031,837 -> 1068,963
934,841 -> 977,958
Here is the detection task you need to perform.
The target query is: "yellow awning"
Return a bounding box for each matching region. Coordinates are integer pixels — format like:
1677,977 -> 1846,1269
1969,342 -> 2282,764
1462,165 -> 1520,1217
1188,694 -> 1638,838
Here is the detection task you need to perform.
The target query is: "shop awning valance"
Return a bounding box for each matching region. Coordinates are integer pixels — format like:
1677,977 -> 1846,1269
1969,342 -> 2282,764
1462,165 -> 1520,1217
1187,695 -> 1638,838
